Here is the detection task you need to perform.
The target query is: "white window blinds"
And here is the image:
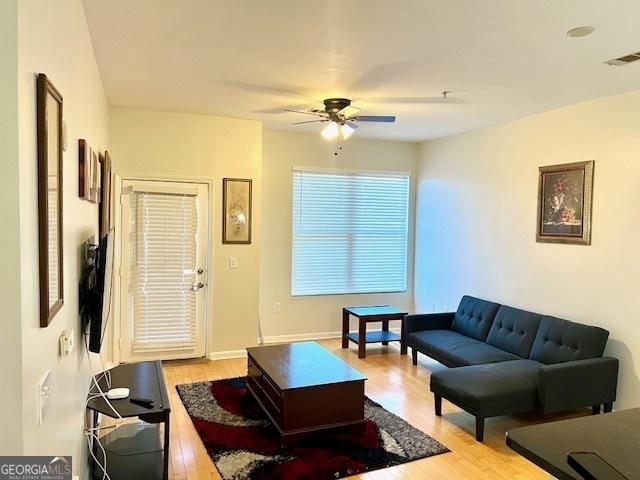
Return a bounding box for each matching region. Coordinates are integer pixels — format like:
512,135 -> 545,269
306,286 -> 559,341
292,169 -> 409,296
129,191 -> 198,352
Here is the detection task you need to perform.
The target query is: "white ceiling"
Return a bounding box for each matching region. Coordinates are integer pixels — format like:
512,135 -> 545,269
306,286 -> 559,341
83,0 -> 640,141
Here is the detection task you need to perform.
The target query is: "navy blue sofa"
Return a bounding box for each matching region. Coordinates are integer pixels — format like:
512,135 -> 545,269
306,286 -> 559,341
403,296 -> 619,441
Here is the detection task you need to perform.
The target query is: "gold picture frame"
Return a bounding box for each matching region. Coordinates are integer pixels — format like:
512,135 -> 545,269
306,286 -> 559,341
536,161 -> 594,245
222,178 -> 252,244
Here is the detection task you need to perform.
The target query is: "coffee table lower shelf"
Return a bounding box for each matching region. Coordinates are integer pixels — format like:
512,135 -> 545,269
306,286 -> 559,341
345,330 -> 401,344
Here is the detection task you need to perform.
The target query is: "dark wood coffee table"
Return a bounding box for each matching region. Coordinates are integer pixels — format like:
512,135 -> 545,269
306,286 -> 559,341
246,341 -> 367,446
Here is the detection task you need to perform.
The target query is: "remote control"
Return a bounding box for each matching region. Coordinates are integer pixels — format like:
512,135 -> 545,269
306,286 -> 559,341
130,397 -> 155,408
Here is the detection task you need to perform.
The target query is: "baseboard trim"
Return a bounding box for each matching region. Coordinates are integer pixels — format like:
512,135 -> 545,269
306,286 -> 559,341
259,331 -> 341,345
209,329 -> 403,360
208,349 -> 247,360
259,328 -> 401,345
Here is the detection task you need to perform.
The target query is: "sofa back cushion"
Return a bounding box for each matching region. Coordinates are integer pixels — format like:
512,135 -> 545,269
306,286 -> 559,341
529,316 -> 609,364
451,296 -> 500,341
486,306 -> 542,358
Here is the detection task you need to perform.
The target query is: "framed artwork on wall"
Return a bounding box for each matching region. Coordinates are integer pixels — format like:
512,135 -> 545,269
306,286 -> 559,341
37,73 -> 64,327
222,178 -> 252,244
536,160 -> 594,245
90,149 -> 101,204
99,150 -> 112,238
79,139 -> 102,205
79,139 -> 91,201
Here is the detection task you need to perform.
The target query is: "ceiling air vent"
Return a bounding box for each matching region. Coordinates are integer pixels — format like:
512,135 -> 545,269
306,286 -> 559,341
603,51 -> 640,66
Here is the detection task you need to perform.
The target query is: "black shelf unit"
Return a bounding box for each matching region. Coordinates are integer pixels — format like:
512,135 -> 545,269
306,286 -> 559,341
86,361 -> 170,480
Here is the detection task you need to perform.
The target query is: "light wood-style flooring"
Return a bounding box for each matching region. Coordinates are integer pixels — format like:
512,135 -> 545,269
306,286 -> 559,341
163,338 -> 587,479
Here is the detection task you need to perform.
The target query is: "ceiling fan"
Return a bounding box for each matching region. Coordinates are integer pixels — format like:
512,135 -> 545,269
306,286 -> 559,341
286,98 -> 396,140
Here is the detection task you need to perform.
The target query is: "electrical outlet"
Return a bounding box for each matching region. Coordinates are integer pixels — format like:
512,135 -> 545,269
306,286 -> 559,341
59,329 -> 74,356
228,257 -> 238,269
37,370 -> 53,425
274,302 -> 281,313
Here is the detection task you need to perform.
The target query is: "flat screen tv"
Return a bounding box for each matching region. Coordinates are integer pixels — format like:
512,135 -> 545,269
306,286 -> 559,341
83,230 -> 114,354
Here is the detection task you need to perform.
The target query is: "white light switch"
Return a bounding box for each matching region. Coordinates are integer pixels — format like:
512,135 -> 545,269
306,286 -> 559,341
38,370 -> 53,425
229,257 -> 238,269
274,302 -> 281,313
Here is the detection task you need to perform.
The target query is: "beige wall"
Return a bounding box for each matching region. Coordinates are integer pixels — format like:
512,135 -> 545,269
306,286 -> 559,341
16,0 -> 109,474
109,107 -> 262,355
260,130 -> 418,340
0,0 -> 23,455
415,89 -> 640,410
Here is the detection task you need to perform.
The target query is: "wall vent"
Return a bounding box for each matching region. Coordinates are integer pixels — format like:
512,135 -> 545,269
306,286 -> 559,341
604,51 -> 640,66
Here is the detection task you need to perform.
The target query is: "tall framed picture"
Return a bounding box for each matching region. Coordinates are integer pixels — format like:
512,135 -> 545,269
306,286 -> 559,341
37,73 -> 64,327
536,161 -> 594,245
222,178 -> 252,244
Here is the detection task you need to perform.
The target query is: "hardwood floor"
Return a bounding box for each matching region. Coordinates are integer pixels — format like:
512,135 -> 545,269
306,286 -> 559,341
163,338 -> 588,479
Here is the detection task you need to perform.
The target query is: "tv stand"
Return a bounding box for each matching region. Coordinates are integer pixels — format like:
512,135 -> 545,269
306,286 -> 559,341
86,361 -> 170,480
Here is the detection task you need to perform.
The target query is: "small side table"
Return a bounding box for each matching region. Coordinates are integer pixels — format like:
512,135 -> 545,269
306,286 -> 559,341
342,305 -> 407,358
86,361 -> 171,480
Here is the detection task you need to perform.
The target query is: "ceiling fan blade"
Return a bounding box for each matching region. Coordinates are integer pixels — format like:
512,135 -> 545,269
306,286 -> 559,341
284,109 -> 328,118
355,115 -> 396,123
338,105 -> 361,119
373,97 -> 465,104
291,119 -> 327,125
345,121 -> 359,129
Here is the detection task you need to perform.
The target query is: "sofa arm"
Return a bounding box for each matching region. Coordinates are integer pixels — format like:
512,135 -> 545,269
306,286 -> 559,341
538,357 -> 618,414
403,313 -> 454,337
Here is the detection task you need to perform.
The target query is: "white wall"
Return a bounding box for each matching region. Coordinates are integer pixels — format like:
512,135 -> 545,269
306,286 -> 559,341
415,90 -> 640,410
17,0 -> 109,475
0,0 -> 23,455
109,107 -> 262,356
260,130 -> 418,340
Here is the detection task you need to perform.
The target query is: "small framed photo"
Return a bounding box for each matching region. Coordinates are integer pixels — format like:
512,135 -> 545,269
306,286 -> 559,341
79,140 -> 101,204
99,151 -> 112,239
90,149 -> 101,204
78,139 -> 91,201
222,178 -> 252,244
536,161 -> 594,245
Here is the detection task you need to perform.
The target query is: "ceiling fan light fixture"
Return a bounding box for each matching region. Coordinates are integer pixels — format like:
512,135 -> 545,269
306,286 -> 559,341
321,121 -> 339,139
341,123 -> 355,140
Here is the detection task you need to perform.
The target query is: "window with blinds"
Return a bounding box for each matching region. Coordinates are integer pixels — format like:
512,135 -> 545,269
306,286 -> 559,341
292,168 -> 410,296
129,191 -> 198,352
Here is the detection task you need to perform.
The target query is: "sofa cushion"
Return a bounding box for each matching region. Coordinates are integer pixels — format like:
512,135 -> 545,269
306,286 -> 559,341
430,359 -> 543,417
451,295 -> 501,341
529,316 -> 609,364
486,305 -> 542,358
408,330 -> 520,367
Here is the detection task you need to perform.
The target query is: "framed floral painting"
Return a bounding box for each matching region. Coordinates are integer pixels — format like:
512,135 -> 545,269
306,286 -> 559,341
222,178 -> 252,244
536,161 -> 594,245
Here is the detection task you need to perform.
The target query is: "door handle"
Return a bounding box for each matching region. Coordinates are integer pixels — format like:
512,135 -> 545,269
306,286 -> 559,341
192,282 -> 205,291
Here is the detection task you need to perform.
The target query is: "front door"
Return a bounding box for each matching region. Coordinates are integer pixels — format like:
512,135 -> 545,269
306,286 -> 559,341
120,179 -> 209,361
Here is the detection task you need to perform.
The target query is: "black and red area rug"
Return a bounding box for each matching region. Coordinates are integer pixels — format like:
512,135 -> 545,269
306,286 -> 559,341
176,377 -> 448,480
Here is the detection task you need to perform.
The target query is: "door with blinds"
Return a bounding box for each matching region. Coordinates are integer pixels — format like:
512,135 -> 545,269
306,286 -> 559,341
120,180 -> 209,361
